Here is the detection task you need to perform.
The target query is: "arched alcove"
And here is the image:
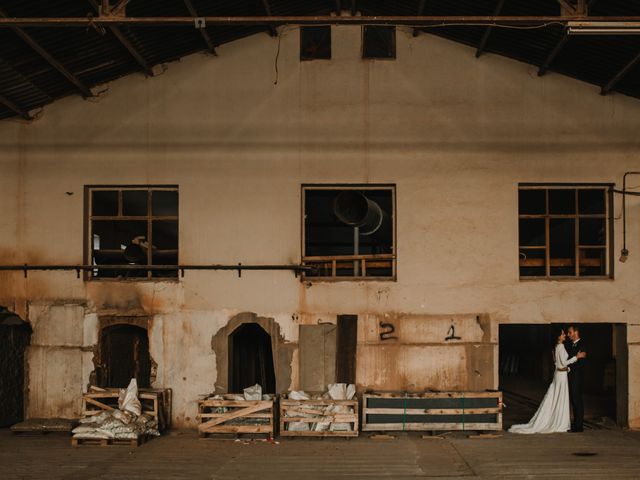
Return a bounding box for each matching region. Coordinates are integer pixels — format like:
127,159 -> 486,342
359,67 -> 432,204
98,324 -> 151,388
228,322 -> 276,393
212,312 -> 293,395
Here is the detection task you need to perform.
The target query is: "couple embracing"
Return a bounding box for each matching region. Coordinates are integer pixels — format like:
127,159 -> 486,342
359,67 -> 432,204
509,325 -> 587,434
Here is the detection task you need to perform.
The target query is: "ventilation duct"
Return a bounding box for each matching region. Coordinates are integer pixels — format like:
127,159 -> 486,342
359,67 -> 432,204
333,191 -> 386,236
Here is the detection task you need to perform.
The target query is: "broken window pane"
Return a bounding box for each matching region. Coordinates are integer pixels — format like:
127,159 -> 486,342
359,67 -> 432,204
152,190 -> 179,216
362,26 -> 396,59
122,190 -> 148,216
579,218 -> 606,246
519,219 -> 545,247
578,189 -> 606,214
88,187 -> 179,279
519,189 -> 546,215
519,248 -> 546,277
579,248 -> 606,276
548,189 -> 575,215
300,26 -> 331,61
518,185 -> 610,279
549,218 -> 575,276
304,187 -> 394,278
92,190 -> 118,216
152,221 -> 178,250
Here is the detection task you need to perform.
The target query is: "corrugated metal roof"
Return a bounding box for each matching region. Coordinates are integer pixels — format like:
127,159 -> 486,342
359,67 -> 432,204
0,0 -> 639,121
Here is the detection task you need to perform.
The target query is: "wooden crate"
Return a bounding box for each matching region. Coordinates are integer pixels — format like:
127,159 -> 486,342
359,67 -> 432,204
71,434 -> 151,447
197,399 -> 274,438
280,398 -> 359,437
82,386 -> 172,432
362,391 -> 503,432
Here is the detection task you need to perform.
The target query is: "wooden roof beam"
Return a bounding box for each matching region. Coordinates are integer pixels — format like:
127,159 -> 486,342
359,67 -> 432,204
476,0 -> 506,58
182,0 -> 216,55
0,8 -> 92,97
0,93 -> 32,120
601,50 -> 640,95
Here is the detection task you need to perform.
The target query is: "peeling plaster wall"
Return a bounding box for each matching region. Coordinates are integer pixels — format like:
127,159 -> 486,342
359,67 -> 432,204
1,26 -> 640,427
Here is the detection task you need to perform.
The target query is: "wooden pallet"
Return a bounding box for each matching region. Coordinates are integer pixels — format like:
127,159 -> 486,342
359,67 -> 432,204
362,391 -> 503,432
197,399 -> 274,438
11,418 -> 77,435
82,386 -> 172,431
280,398 -> 359,437
71,434 -> 151,447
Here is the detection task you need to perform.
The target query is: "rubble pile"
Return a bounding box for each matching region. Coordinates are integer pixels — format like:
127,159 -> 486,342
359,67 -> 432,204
72,379 -> 160,441
284,383 -> 356,432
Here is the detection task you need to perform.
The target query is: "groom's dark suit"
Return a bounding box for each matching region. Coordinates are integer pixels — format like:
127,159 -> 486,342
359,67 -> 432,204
566,339 -> 587,432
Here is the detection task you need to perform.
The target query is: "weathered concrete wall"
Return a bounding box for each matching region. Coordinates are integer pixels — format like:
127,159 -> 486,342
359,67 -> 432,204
1,26 -> 640,427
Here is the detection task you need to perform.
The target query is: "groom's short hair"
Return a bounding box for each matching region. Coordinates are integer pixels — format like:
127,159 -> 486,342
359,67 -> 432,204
567,324 -> 579,333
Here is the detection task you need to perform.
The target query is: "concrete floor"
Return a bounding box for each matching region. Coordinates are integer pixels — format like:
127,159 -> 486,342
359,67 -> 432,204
2,428 -> 640,479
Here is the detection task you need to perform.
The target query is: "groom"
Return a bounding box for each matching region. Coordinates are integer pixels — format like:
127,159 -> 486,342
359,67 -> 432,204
566,325 -> 587,432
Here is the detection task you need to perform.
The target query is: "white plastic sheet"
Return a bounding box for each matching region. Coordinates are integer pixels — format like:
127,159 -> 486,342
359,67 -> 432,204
243,384 -> 262,401
327,383 -> 356,400
118,378 -> 142,416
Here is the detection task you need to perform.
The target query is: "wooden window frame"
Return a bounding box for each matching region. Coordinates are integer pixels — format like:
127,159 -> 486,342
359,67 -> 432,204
299,26 -> 332,61
518,183 -> 614,281
301,184 -> 397,282
84,185 -> 179,281
362,26 -> 396,60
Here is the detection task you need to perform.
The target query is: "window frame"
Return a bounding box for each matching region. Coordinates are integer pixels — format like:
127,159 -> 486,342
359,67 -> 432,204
301,183 -> 397,282
84,185 -> 179,281
299,26 -> 332,61
518,183 -> 614,281
362,26 -> 396,60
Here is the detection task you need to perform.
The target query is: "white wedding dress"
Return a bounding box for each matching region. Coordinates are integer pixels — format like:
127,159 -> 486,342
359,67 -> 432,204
509,343 -> 576,434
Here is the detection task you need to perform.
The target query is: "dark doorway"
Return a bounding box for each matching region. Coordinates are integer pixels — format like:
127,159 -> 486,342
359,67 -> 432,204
336,315 -> 358,384
0,310 -> 31,427
98,324 -> 151,388
499,323 -> 622,428
228,323 -> 275,394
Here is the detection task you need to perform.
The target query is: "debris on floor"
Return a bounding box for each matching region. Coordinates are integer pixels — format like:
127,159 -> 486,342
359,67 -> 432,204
370,434 -> 396,440
468,433 -> 503,439
281,383 -> 357,433
72,379 -> 160,442
11,418 -> 78,434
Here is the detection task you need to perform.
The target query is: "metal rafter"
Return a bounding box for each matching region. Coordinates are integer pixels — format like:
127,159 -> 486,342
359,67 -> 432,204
0,93 -> 32,120
539,0 -> 597,76
0,16 -> 637,27
602,51 -> 640,95
88,0 -> 153,76
476,0 -> 506,58
0,8 -> 92,97
260,0 -> 278,37
182,0 -> 216,55
0,57 -> 52,102
413,0 -> 427,37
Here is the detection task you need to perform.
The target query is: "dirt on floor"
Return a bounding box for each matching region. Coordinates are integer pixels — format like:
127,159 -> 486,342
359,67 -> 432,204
2,427 -> 640,479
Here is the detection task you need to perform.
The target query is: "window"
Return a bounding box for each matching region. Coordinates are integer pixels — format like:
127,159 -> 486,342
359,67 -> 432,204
86,186 -> 178,279
300,26 -> 331,61
302,185 -> 395,279
518,185 -> 612,279
362,26 -> 396,59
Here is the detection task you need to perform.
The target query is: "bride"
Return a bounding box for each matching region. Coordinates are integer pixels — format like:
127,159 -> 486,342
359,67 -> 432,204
509,329 -> 586,434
